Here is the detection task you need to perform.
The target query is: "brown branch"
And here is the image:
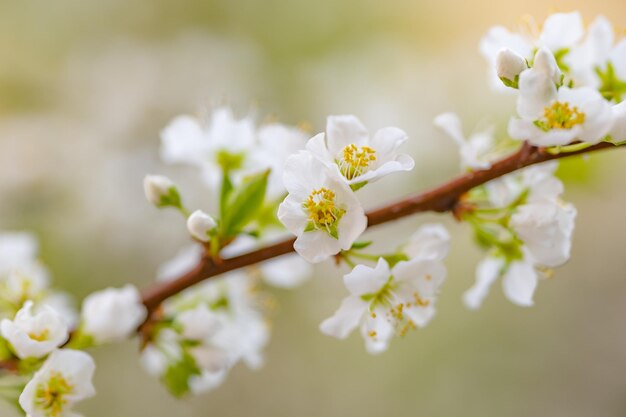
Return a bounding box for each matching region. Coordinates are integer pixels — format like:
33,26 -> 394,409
141,141 -> 622,311
0,141 -> 622,372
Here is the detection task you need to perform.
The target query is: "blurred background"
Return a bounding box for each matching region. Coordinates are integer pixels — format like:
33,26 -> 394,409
1,0 -> 626,415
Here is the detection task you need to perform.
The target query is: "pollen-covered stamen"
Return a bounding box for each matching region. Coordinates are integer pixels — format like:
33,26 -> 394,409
35,372 -> 73,417
537,101 -> 586,131
28,329 -> 49,342
337,144 -> 377,180
303,188 -> 345,235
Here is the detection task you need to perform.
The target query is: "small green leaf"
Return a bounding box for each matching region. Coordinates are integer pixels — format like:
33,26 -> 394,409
221,170 -> 270,237
65,330 -> 96,350
220,172 -> 234,218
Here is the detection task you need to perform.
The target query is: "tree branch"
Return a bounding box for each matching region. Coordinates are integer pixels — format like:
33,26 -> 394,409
1,142 -> 622,373
141,141 -> 623,311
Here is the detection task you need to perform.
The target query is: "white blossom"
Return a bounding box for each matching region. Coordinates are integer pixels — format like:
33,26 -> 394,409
175,304 -> 221,341
509,49 -> 613,146
306,115 -> 414,187
19,349 -> 96,417
567,16 -> 615,88
0,301 -> 68,359
609,100 -> 626,142
464,162 -> 576,309
186,210 -> 217,242
81,285 -> 147,344
160,107 -> 307,195
403,223 -> 450,261
0,232 -> 38,276
320,256 -> 446,354
278,150 -> 367,263
434,112 -> 496,170
480,12 -> 584,88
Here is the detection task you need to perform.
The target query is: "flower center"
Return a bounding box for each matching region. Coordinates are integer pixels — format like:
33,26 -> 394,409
303,188 -> 345,237
337,144 -> 376,180
28,329 -> 49,342
537,101 -> 586,131
35,372 -> 73,417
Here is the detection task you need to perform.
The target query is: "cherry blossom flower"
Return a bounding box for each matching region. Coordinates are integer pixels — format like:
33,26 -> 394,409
434,112 -> 496,170
0,301 -> 68,359
305,115 -> 413,189
278,150 -> 367,263
320,257 -> 446,354
19,349 -> 96,417
509,48 -> 613,146
80,285 -> 147,344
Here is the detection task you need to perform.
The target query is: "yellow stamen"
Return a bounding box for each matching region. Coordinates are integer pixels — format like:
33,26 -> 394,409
303,188 -> 345,233
28,329 -> 49,342
540,102 -> 586,130
337,144 -> 376,180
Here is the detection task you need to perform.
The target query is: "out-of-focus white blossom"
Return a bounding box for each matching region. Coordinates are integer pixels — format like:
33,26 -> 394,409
19,349 -> 95,417
320,256 -> 446,354
434,112 -> 496,170
0,301 -> 68,359
81,285 -> 147,344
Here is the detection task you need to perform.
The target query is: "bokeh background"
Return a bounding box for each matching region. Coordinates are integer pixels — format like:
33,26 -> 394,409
1,0 -> 626,416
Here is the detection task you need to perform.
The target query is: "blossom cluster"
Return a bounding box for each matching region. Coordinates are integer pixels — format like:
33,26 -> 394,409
0,9 -> 622,411
0,233 -> 147,416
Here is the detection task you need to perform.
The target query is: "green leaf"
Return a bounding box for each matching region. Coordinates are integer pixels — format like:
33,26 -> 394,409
221,170 -> 270,238
220,172 -> 234,218
162,352 -> 201,398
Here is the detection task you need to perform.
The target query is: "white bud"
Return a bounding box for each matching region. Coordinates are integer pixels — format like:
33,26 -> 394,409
187,210 -> 217,242
533,47 -> 562,85
143,175 -> 177,207
496,48 -> 527,86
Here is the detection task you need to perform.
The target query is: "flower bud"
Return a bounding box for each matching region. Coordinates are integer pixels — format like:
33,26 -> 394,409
496,48 -> 527,88
144,175 -> 181,208
187,210 -> 217,242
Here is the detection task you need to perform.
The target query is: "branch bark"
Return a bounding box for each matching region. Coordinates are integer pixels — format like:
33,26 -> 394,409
1,142 -> 622,373
141,141 -> 622,312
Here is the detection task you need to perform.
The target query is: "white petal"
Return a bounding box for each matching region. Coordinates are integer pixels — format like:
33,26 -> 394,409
610,101 -> 626,142
160,115 -> 208,165
404,223 -> 450,261
325,115 -> 369,155
260,254 -> 313,288
502,256 -> 538,307
463,257 -> 504,310
319,296 -> 367,339
343,258 -> 390,296
539,12 -> 584,51
434,112 -> 466,146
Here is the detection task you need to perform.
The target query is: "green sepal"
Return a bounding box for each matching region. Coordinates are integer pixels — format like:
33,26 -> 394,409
382,253 -> 409,268
220,170 -> 270,238
350,181 -> 368,191
17,357 -> 45,375
350,241 -> 373,250
162,352 -> 201,398
65,330 -> 96,350
499,75 -> 519,89
157,186 -> 184,211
